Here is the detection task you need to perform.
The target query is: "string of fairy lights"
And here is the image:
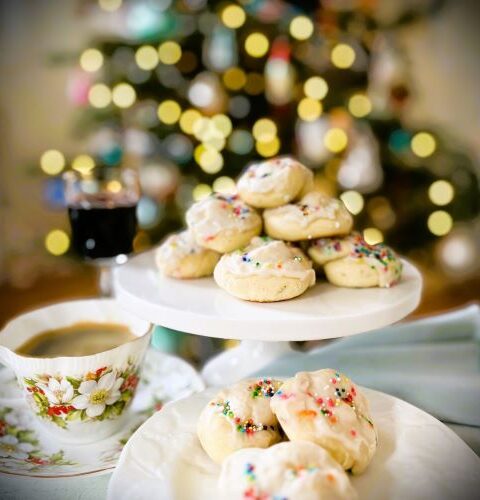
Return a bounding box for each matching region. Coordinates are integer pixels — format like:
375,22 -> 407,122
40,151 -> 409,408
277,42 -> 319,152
37,0 -> 473,277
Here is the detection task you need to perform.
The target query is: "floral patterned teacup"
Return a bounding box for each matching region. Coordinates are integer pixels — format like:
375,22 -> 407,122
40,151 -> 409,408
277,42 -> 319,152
0,299 -> 151,444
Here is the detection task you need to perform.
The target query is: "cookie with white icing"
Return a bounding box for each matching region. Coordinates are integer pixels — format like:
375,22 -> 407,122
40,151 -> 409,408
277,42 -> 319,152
197,378 -> 283,464
263,192 -> 353,242
218,441 -> 357,500
186,194 -> 262,253
214,237 -> 316,302
270,369 -> 377,474
155,230 -> 220,279
237,156 -> 314,208
312,234 -> 403,288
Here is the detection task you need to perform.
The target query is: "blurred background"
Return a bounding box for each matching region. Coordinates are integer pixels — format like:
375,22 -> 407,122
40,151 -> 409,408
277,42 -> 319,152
1,0 -> 479,363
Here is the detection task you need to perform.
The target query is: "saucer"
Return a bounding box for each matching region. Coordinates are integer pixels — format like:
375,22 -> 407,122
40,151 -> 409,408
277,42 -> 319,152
0,348 -> 205,478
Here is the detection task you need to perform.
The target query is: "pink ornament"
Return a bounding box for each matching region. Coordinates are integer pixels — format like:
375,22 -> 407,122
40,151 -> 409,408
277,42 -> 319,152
66,70 -> 91,107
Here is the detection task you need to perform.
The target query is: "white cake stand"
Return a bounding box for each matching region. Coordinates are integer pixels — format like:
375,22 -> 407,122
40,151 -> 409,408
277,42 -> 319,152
114,250 -> 422,385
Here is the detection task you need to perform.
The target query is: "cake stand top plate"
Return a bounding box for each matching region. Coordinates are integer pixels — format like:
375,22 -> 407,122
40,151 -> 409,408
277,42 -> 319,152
114,251 -> 422,341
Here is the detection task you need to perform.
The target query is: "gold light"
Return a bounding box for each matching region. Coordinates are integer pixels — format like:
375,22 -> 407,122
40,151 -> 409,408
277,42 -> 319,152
40,150 -> 65,176
195,145 -> 224,174
212,114 -> 233,137
157,100 -> 181,124
135,45 -> 159,70
221,4 -> 246,29
340,191 -> 364,215
297,98 -> 322,121
107,180 -> 122,193
324,128 -> 348,153
192,183 -> 212,201
245,33 -> 269,58
428,180 -> 454,206
112,83 -> 136,108
304,76 -> 328,100
158,41 -> 182,65
331,44 -> 356,69
256,137 -> 280,157
192,117 -> 212,141
213,176 -> 236,194
72,154 -> 95,174
80,48 -> 104,73
252,118 -> 277,142
363,228 -> 383,245
45,229 -> 70,256
88,83 -> 111,108
428,210 -> 453,236
289,16 -> 314,41
348,94 -> 372,117
223,67 -> 246,90
411,132 -> 436,158
98,0 -> 122,12
245,73 -> 264,95
180,109 -> 202,134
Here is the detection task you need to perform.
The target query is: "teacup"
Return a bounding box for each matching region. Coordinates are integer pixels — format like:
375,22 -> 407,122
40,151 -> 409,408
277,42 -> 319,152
0,298 -> 151,444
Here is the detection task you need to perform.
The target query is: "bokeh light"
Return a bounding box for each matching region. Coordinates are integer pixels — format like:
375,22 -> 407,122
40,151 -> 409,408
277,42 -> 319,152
245,33 -> 269,58
363,227 -> 383,245
324,128 -> 348,153
340,190 -> 364,215
289,16 -> 314,40
40,150 -> 65,176
135,45 -> 159,70
428,210 -> 453,236
252,118 -> 277,142
411,132 -> 436,158
45,229 -> 70,256
331,43 -> 356,69
112,83 -> 136,108
192,183 -> 212,201
223,67 -> 247,90
194,145 -> 224,173
98,0 -> 122,12
80,48 -> 104,72
304,76 -> 328,100
245,72 -> 264,95
212,114 -> 232,137
158,41 -> 182,65
157,100 -> 182,124
297,98 -> 322,121
228,130 -> 254,154
72,154 -> 95,174
88,83 -> 112,108
428,180 -> 454,206
256,136 -> 280,157
213,176 -> 236,194
221,4 -> 246,29
348,94 -> 372,117
179,108 -> 202,134
107,180 -> 122,193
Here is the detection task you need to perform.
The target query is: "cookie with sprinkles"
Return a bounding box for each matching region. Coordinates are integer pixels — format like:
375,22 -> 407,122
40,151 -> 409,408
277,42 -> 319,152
263,191 -> 353,242
197,378 -> 282,464
218,441 -> 357,500
155,230 -> 221,279
237,156 -> 314,208
213,237 -> 316,302
186,193 -> 262,253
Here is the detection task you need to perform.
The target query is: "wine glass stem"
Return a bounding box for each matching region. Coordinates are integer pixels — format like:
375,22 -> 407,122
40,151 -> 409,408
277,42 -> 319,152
99,266 -> 114,297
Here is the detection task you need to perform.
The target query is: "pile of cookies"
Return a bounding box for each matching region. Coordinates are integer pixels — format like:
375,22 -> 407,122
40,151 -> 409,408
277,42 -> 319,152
198,368 -> 376,499
155,156 -> 403,302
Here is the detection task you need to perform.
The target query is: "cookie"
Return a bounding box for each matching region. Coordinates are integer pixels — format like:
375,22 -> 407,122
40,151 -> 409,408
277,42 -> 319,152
213,237 -> 316,302
270,369 -> 377,474
263,192 -> 353,241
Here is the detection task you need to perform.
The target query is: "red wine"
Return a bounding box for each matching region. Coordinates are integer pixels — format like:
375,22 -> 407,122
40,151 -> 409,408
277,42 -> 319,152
68,201 -> 137,260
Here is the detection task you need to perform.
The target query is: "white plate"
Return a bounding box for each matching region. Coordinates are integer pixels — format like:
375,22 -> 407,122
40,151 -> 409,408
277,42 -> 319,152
0,349 -> 204,478
114,252 -> 422,341
108,387 -> 480,500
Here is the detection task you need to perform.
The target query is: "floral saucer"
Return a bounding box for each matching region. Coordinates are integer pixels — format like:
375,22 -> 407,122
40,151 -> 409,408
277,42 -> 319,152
0,348 -> 205,478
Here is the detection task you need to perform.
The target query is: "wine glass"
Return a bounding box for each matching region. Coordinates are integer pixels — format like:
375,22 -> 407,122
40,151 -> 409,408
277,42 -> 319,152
63,166 -> 140,296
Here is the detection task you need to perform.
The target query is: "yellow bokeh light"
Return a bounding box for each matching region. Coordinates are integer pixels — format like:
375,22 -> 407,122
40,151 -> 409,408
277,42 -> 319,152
244,33 -> 269,58
203,135 -> 226,151
411,132 -> 436,158
157,100 -> 181,124
256,137 -> 280,157
72,154 -> 95,175
340,191 -> 364,215
88,83 -> 111,108
363,227 -> 384,245
107,180 -> 122,193
221,4 -> 246,29
179,109 -> 202,134
428,180 -> 454,206
428,210 -> 453,236
112,83 -> 136,108
252,118 -> 277,142
158,41 -> 182,65
192,183 -> 212,201
45,229 -> 70,256
324,128 -> 348,153
245,73 -> 264,95
212,114 -> 232,137
98,0 -> 122,12
348,94 -> 372,117
297,98 -> 322,121
289,16 -> 314,41
40,150 -> 65,176
135,45 -> 159,70
331,43 -> 356,69
195,145 -> 224,174
80,48 -> 104,73
304,76 -> 328,100
222,67 -> 247,91
213,176 -> 236,194
192,117 -> 212,141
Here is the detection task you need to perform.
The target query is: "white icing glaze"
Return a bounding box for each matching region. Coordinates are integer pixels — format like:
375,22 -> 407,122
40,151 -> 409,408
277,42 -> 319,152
156,230 -> 205,261
219,237 -> 316,284
186,194 -> 260,241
